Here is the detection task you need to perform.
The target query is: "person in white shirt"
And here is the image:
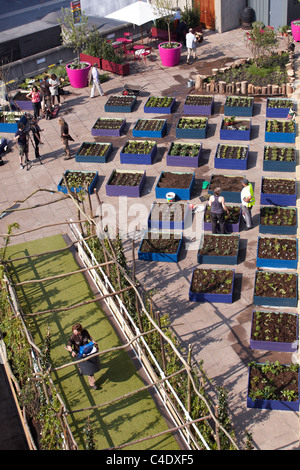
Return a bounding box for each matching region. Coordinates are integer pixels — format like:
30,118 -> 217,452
185,28 -> 197,65
90,63 -> 105,98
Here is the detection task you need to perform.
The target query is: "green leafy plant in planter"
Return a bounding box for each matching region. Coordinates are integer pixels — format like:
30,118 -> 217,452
155,0 -> 180,49
58,7 -> 90,69
244,21 -> 279,67
83,26 -> 125,65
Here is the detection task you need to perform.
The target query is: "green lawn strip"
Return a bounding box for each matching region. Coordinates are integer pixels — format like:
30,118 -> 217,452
5,234 -> 180,450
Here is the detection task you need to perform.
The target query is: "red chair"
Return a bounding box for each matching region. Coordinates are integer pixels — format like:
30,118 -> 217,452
124,32 -> 133,41
125,48 -> 135,60
141,47 -> 153,64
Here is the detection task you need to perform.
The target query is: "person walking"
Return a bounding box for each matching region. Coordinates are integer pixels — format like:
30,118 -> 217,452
66,323 -> 100,390
58,117 -> 74,160
39,75 -> 51,113
185,28 -> 197,65
241,178 -> 255,230
26,85 -> 41,119
208,187 -> 229,234
31,118 -> 44,162
90,63 -> 105,98
14,121 -> 30,169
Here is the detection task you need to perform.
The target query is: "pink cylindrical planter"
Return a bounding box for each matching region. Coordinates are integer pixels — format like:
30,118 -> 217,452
158,42 -> 182,67
291,20 -> 300,41
66,62 -> 91,88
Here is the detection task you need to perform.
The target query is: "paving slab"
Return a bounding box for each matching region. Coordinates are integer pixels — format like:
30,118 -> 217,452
0,27 -> 299,450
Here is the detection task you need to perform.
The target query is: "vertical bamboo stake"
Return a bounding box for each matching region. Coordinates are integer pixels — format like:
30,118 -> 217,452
93,189 -> 110,278
106,233 -> 124,304
187,344 -> 192,434
155,309 -> 166,373
86,187 -> 95,235
132,227 -> 143,333
215,405 -> 221,450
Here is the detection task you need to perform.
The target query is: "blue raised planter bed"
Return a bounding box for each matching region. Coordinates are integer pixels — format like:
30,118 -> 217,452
203,205 -> 241,233
11,91 -> 33,111
132,118 -> 167,138
147,201 -> 191,230
253,270 -> 298,308
263,145 -> 296,172
144,96 -> 175,114
175,117 -> 208,139
214,144 -> 249,170
57,170 -> 98,195
166,142 -> 202,168
183,95 -> 214,116
155,171 -> 195,200
260,177 -> 296,206
106,169 -> 146,197
189,268 -> 235,303
247,364 -> 300,411
91,118 -> 126,137
259,206 -> 297,235
256,236 -> 298,270
138,231 -> 183,263
208,174 -> 245,204
0,112 -> 24,133
224,96 -> 254,116
120,140 -> 157,165
266,98 -> 294,118
220,118 -> 251,141
75,142 -> 112,163
197,234 -> 240,265
265,119 -> 296,143
250,310 -> 298,353
104,95 -> 136,113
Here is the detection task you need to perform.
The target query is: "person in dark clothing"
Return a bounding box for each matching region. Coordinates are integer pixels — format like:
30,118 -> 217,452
14,122 -> 30,169
39,75 -> 51,113
176,19 -> 188,45
66,323 -> 99,389
58,117 -> 74,160
208,187 -> 229,234
31,119 -> 44,161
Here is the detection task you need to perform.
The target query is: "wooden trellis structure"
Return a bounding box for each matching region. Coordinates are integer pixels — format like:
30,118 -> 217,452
0,184 -> 240,451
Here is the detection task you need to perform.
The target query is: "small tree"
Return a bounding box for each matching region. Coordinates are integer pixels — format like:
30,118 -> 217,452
245,21 -> 279,66
58,7 -> 89,68
154,0 -> 177,46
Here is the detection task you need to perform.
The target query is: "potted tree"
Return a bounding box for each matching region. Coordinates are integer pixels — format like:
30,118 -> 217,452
155,0 -> 182,67
58,7 -> 91,88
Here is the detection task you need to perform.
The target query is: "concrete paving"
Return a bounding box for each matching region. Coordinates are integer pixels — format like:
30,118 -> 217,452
0,27 -> 299,450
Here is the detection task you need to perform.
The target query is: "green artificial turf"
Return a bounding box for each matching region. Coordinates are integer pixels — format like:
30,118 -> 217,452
5,234 -> 180,451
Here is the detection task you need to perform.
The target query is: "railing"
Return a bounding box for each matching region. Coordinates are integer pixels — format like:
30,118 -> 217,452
69,222 -> 211,450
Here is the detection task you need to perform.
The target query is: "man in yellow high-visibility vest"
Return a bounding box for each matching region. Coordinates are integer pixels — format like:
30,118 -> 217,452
241,178 -> 255,230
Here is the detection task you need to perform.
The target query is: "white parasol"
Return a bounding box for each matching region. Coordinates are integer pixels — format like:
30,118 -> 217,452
105,0 -> 173,44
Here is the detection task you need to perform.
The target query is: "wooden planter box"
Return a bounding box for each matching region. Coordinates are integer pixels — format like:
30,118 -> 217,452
189,268 -> 235,303
101,59 -> 130,76
91,118 -> 126,137
253,270 -> 298,308
105,169 -> 146,197
250,310 -> 298,353
220,118 -> 251,141
57,170 -> 98,195
247,363 -> 300,411
175,117 -> 208,139
203,205 -> 241,233
259,206 -> 297,235
214,144 -> 249,170
147,202 -> 191,230
104,95 -> 136,113
138,231 -> 183,263
224,96 -> 254,116
265,120 -> 296,143
155,171 -> 195,200
144,96 -> 175,114
75,142 -> 112,163
260,177 -> 297,206
263,145 -> 296,172
197,234 -> 240,265
256,236 -> 298,270
266,98 -> 294,118
208,174 -> 245,204
80,53 -> 102,69
166,142 -> 202,168
132,118 -> 167,138
183,95 -> 214,116
120,140 -> 157,165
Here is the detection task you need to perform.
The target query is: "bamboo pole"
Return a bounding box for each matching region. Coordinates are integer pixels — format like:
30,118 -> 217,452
13,260 -> 116,286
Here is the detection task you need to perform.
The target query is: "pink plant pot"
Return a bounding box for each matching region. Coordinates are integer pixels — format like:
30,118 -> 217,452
291,20 -> 300,41
66,62 -> 91,88
158,42 -> 182,67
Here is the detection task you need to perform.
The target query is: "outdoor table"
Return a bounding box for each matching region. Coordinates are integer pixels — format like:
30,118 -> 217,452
117,38 -> 133,53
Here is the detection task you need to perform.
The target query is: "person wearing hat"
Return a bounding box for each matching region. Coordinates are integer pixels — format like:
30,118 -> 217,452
241,178 -> 255,230
90,63 -> 106,98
